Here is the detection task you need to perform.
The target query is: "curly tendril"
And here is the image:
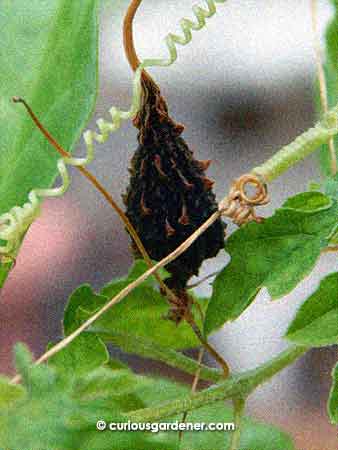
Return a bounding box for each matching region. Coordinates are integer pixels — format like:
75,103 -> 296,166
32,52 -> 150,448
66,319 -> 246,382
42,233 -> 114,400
0,0 -> 227,258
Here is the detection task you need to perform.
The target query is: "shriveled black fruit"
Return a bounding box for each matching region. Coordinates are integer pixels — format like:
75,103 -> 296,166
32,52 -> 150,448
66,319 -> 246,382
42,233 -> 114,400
124,74 -> 225,292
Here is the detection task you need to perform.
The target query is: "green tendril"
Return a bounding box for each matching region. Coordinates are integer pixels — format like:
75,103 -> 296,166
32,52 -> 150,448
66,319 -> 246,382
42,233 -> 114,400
0,0 -> 227,257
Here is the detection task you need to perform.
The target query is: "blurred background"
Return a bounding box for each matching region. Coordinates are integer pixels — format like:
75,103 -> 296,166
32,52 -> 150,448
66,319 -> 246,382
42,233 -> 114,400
1,1 -> 337,448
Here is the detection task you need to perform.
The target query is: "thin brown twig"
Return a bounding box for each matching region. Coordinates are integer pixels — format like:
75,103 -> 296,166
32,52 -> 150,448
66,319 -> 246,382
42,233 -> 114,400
184,312 -> 229,377
310,0 -> 337,175
13,97 -> 230,377
123,0 -> 229,369
10,209 -> 221,384
12,97 -> 170,296
10,169 -> 266,384
123,0 -> 143,72
10,171 -> 268,384
187,270 -> 221,289
322,245 -> 338,253
11,1 -> 270,383
190,296 -> 206,325
179,347 -> 205,441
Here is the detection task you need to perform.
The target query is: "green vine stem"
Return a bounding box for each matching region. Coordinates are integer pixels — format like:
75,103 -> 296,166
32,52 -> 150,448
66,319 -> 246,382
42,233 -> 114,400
252,105 -> 338,182
125,345 -> 308,422
10,106 -> 338,384
229,397 -> 246,450
310,0 -> 337,175
95,331 -> 222,383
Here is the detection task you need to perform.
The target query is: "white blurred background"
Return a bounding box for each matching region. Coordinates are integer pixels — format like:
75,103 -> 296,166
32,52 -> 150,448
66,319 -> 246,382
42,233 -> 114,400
1,1 -> 337,448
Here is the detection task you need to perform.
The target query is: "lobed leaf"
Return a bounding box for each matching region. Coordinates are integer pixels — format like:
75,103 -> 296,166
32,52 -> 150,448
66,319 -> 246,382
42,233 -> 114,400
0,345 -> 176,450
0,345 -> 297,450
0,344 -> 85,449
48,333 -> 109,381
282,191 -> 332,212
64,261 -> 205,350
285,272 -> 338,347
205,192 -> 338,335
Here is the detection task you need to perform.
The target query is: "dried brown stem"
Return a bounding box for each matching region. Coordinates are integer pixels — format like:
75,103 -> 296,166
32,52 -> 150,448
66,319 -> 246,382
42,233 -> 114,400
10,170 -> 267,384
12,98 -> 178,300
179,347 -> 205,441
13,97 -> 230,377
123,0 -> 143,72
14,99 -> 157,266
10,208 -> 222,384
322,245 -> 338,253
187,270 -> 220,289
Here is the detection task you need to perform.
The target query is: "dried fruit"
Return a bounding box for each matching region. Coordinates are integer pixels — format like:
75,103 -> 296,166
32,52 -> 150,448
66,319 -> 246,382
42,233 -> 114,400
124,74 -> 225,292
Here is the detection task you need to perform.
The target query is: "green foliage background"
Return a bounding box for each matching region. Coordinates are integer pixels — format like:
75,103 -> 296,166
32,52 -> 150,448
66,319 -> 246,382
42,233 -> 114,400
0,1 -> 337,449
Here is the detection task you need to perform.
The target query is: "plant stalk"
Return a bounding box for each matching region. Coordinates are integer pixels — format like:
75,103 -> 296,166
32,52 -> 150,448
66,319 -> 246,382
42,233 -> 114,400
125,345 -> 308,422
96,331 -> 222,383
11,105 -> 338,382
310,0 -> 337,175
253,105 -> 338,182
229,397 -> 245,450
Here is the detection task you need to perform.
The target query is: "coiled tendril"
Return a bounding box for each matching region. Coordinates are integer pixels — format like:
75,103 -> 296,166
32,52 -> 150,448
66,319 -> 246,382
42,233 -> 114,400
0,0 -> 227,259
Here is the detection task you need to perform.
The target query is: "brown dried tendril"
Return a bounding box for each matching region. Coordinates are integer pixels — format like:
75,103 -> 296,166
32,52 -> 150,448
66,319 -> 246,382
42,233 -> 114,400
219,174 -> 269,226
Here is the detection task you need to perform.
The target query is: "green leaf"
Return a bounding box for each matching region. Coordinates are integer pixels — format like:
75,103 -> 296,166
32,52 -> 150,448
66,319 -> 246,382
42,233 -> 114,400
126,376 -> 295,450
0,0 -> 99,286
179,403 -> 295,450
283,191 -> 332,212
0,345 -> 173,450
105,357 -> 130,371
88,329 -> 221,382
48,333 -> 109,381
205,193 -> 338,335
0,376 -> 24,408
73,367 -> 147,401
328,362 -> 338,424
65,262 -> 204,350
63,261 -> 169,335
308,181 -> 322,191
81,433 -> 175,450
63,284 -> 104,335
1,347 -> 295,450
0,345 -> 84,449
138,376 -> 190,406
285,272 -> 338,346
127,258 -> 169,282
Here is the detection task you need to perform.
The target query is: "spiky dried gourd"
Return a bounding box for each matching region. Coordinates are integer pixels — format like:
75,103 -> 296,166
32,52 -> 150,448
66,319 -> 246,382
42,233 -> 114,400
124,74 -> 225,293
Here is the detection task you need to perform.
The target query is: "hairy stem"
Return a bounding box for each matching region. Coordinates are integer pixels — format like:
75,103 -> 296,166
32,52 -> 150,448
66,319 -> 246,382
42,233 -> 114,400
310,0 -> 337,175
229,398 -> 245,450
11,108 -> 338,382
253,105 -> 338,182
179,348 -> 205,441
14,97 -> 228,375
10,211 -> 221,385
96,331 -> 222,383
125,345 -> 308,422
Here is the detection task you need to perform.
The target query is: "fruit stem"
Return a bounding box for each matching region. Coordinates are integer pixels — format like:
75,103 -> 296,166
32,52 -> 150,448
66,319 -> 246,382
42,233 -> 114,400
123,0 -> 143,72
13,98 -> 176,301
